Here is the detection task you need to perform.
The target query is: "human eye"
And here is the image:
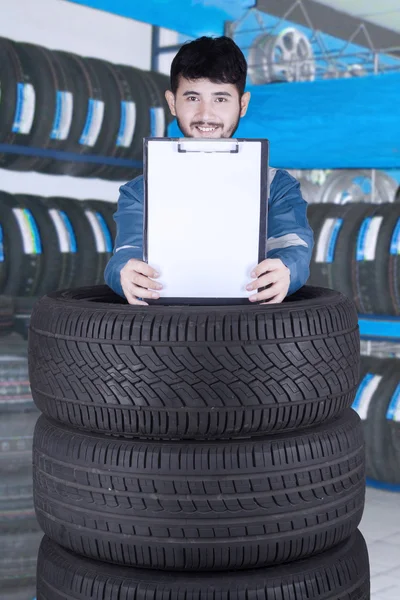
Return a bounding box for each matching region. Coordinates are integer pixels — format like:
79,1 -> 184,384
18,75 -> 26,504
187,96 -> 199,101
216,97 -> 228,102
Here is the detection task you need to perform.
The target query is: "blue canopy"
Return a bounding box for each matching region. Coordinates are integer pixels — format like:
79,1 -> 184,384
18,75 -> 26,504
169,73 -> 400,169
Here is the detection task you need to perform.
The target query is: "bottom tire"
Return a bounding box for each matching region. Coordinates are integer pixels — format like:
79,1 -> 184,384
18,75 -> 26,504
37,531 -> 370,600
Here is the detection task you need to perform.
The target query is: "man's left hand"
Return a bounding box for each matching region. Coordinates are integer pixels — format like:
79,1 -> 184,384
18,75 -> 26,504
246,258 -> 290,304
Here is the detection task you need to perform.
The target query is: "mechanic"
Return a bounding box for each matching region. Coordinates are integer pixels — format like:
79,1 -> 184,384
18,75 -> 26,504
105,36 -> 314,305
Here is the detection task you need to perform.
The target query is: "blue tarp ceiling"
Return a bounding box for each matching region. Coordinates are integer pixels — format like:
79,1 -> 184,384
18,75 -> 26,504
66,0 -> 254,37
169,73 -> 400,169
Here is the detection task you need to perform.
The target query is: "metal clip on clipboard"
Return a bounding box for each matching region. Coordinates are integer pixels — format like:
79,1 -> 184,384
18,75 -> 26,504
177,139 -> 240,154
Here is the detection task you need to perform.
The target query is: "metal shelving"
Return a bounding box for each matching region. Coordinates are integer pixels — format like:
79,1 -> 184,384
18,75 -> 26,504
359,315 -> 400,341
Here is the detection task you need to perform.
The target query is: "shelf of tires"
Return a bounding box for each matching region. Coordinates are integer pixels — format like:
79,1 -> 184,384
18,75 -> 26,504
355,356 -> 400,488
308,202 -> 400,316
0,192 -> 117,338
0,37 -> 172,179
27,284 -> 370,599
0,337 -> 41,600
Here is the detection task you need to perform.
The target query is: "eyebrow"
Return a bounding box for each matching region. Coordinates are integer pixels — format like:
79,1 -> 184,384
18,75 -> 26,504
182,90 -> 233,97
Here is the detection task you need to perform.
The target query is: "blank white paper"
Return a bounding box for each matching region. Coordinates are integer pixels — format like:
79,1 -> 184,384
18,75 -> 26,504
146,139 -> 265,299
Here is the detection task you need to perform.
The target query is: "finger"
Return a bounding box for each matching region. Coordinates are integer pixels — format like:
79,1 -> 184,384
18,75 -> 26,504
262,293 -> 285,305
131,285 -> 161,300
249,281 -> 284,303
123,282 -> 151,305
246,271 -> 279,292
123,288 -> 148,306
130,298 -> 149,306
131,272 -> 162,291
129,260 -> 160,279
251,259 -> 282,278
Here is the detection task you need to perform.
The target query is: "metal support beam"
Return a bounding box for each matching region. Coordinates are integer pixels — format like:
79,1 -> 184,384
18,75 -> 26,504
151,26 -> 161,72
256,0 -> 400,55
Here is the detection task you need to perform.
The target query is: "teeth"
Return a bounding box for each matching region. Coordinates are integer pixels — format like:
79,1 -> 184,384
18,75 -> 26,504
198,127 -> 216,132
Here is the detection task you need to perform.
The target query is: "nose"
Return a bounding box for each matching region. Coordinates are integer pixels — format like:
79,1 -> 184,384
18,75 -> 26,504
196,100 -> 217,123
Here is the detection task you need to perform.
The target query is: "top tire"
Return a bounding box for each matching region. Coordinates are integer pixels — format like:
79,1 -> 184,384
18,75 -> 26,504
28,285 -> 360,439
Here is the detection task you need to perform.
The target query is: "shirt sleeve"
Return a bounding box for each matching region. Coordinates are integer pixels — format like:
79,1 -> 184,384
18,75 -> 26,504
267,169 -> 314,296
104,177 -> 144,297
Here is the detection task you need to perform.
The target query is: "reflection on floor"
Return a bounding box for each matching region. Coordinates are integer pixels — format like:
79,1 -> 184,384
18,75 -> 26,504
361,487 -> 400,599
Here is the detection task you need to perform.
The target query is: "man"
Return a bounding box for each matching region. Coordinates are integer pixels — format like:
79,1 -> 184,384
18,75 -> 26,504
105,36 -> 313,305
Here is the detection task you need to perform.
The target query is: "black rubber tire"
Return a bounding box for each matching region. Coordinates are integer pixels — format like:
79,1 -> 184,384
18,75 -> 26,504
84,59 -> 144,181
147,70 -> 174,125
82,199 -> 116,244
35,47 -> 77,171
116,65 -> 153,181
79,201 -> 114,284
33,409 -> 365,572
37,197 -> 83,290
39,51 -> 99,176
83,58 -> 122,179
95,63 -> 148,181
28,285 -> 360,439
309,204 -> 344,289
355,356 -> 400,484
355,203 -> 400,315
392,407 -> 400,468
0,192 -> 44,296
0,38 -> 22,147
14,194 -> 65,295
141,68 -> 169,135
331,203 -> 377,301
44,198 -> 101,288
6,42 -> 58,171
307,204 -> 330,286
36,530 -> 370,599
48,53 -> 105,177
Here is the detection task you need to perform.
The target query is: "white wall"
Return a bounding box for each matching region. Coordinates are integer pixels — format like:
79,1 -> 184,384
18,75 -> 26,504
0,0 -> 152,69
0,0 -> 154,201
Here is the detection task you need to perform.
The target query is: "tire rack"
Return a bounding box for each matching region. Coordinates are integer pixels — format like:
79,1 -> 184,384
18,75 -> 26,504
359,316 -> 400,492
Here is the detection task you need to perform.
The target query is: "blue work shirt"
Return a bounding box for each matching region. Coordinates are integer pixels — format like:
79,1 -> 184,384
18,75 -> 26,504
104,169 -> 314,298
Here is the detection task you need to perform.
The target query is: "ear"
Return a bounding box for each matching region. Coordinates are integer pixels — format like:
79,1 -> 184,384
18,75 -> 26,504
240,91 -> 251,117
165,90 -> 177,117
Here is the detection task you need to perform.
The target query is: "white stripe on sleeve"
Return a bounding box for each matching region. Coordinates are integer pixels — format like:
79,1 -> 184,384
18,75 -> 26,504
267,234 -> 308,252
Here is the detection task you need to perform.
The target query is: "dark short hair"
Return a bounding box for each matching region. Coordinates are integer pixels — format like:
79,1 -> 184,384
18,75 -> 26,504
170,36 -> 247,96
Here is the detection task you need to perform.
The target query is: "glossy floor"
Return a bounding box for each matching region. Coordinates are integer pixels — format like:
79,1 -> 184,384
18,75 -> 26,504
360,487 -> 400,599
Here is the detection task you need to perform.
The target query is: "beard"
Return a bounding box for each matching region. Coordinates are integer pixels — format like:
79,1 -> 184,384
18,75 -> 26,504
176,113 -> 241,139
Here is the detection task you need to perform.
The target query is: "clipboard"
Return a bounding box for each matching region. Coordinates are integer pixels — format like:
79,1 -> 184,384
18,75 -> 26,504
143,137 -> 269,305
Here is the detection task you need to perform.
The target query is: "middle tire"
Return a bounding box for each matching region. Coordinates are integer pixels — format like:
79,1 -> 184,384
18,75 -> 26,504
33,409 -> 365,572
28,285 -> 360,439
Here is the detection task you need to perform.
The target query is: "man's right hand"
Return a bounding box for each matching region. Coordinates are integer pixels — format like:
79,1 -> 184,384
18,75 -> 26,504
120,259 -> 162,305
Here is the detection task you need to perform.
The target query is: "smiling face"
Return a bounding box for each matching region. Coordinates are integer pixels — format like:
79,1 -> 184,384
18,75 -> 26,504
165,77 -> 251,139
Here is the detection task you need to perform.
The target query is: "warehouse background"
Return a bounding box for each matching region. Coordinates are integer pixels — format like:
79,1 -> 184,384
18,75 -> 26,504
1,1 -> 400,598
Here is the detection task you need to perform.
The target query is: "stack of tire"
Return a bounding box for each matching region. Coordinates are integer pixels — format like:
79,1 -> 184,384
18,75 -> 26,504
28,284 -> 370,599
308,202 -> 400,315
0,192 -> 117,338
0,36 -> 171,179
0,337 -> 42,599
352,355 -> 400,487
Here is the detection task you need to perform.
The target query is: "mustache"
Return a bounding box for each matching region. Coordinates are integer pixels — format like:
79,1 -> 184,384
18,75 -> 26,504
191,122 -> 222,128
